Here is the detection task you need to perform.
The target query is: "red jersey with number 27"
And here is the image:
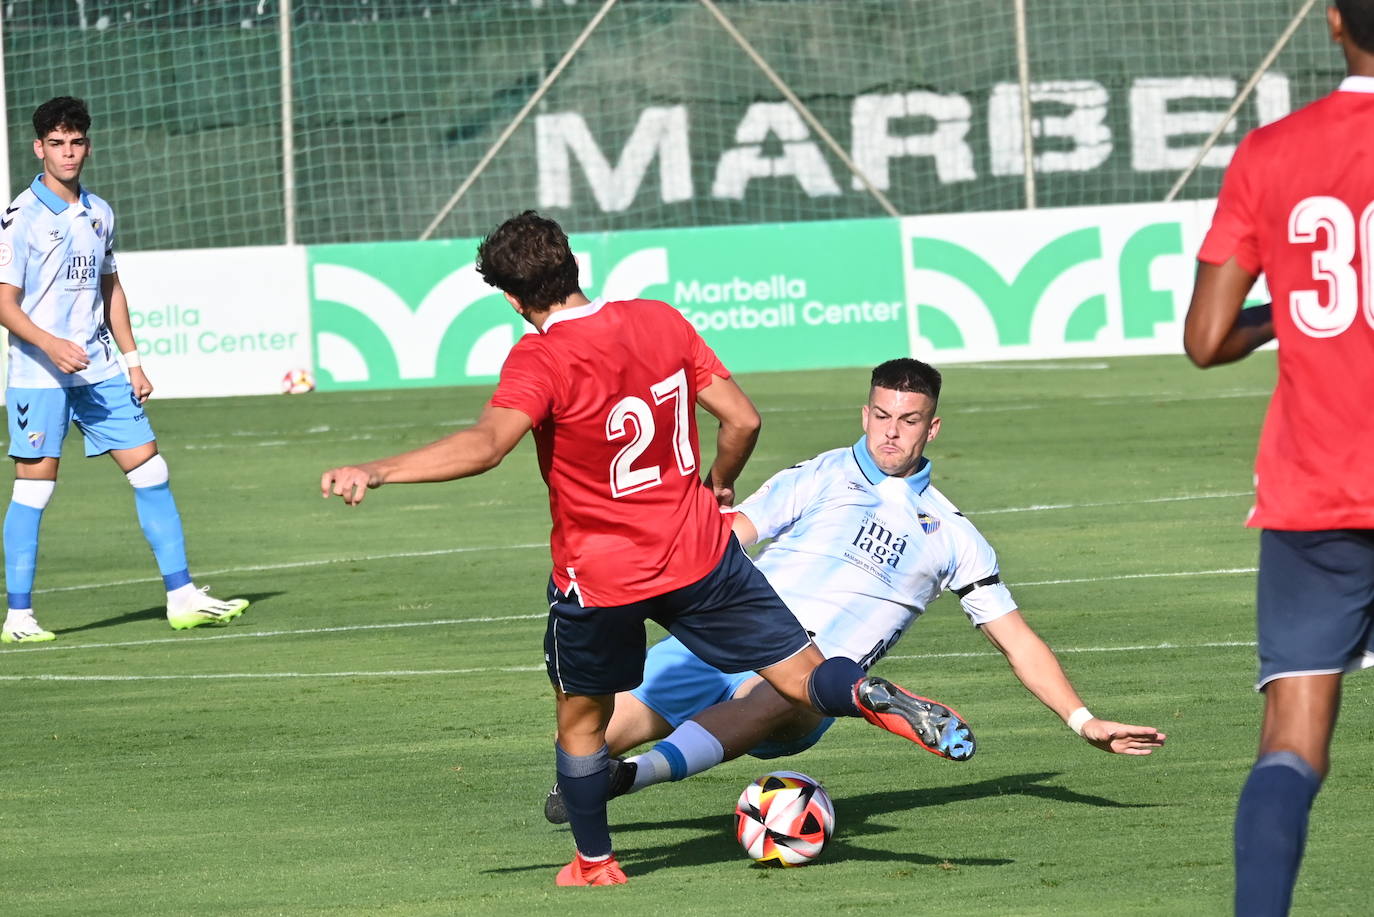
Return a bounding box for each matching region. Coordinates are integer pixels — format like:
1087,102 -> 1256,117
1197,77 -> 1374,531
488,297 -> 734,606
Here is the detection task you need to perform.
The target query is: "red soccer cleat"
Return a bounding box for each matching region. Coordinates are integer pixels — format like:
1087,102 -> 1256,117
854,676 -> 976,761
555,852 -> 628,886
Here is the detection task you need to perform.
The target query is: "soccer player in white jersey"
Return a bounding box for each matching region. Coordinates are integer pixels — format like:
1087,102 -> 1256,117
546,358 -> 1165,820
0,96 -> 247,643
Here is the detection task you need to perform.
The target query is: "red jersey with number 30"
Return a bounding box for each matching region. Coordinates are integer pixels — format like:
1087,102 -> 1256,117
489,297 -> 733,605
1198,77 -> 1374,531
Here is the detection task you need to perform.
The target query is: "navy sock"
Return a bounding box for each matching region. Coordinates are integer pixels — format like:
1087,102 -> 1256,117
807,656 -> 864,717
1234,751 -> 1321,917
555,743 -> 612,858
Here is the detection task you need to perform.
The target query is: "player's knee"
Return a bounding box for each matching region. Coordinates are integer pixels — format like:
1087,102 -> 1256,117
125,453 -> 170,488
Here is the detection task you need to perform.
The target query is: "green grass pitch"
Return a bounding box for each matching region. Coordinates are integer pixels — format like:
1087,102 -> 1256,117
2,352 -> 1370,916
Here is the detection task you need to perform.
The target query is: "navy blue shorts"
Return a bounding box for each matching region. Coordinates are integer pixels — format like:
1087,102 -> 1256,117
543,535 -> 812,696
1256,529 -> 1374,689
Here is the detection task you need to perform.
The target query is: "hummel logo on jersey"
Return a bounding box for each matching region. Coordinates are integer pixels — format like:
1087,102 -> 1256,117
16,402 -> 29,416
48,230 -> 62,241
851,516 -> 908,568
0,207 -> 16,230
847,481 -> 867,492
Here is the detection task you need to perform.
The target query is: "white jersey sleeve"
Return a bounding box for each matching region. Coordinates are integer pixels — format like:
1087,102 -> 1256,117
734,453 -> 829,542
924,488 -> 1018,626
0,192 -> 34,290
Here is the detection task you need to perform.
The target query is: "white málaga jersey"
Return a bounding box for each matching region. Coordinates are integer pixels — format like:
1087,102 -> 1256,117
0,175 -> 121,388
736,437 -> 1017,669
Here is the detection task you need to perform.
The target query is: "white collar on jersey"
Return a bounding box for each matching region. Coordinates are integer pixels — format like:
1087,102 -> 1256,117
851,435 -> 933,494
29,174 -> 91,214
539,296 -> 607,333
1337,75 -> 1374,94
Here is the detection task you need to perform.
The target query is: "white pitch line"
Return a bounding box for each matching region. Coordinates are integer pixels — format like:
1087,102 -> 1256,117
972,490 -> 1250,515
1014,567 -> 1255,587
33,543 -> 549,596
1,613 -> 548,654
0,639 -> 1258,682
4,567 -> 1258,658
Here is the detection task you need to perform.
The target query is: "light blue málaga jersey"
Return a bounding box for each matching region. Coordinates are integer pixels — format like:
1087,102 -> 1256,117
0,175 -> 121,389
736,437 -> 1018,669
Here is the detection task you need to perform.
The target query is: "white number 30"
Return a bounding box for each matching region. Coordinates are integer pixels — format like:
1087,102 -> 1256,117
605,369 -> 696,498
1288,196 -> 1374,338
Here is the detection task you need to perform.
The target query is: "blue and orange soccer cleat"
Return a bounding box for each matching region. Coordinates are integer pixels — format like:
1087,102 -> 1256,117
555,852 -> 628,887
855,676 -> 976,761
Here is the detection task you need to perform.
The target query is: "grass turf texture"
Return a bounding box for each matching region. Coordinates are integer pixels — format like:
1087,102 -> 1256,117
2,352 -> 1370,916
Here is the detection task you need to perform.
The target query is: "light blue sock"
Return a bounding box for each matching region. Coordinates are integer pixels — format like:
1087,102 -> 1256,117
132,482 -> 191,590
4,501 -> 45,608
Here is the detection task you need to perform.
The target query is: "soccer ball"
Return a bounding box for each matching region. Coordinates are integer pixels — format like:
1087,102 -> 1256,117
734,771 -> 835,867
280,368 -> 315,394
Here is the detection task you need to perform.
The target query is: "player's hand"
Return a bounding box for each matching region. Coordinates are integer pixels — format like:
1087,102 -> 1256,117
1080,718 -> 1167,755
128,366 -> 153,404
321,465 -> 381,506
704,474 -> 736,508
42,336 -> 89,373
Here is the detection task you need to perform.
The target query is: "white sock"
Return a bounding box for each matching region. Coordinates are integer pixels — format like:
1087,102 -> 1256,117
628,720 -> 725,791
5,608 -> 36,627
166,583 -> 200,606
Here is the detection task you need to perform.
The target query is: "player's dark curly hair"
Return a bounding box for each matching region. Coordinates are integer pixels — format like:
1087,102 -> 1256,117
870,358 -> 941,404
476,210 -> 582,313
33,96 -> 90,137
1337,0 -> 1374,54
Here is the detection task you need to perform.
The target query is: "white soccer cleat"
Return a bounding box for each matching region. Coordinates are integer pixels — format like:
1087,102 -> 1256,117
166,587 -> 249,631
2,611 -> 56,644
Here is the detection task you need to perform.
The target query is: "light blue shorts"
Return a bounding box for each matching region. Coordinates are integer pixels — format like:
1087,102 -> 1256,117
631,635 -> 835,760
7,376 -> 155,459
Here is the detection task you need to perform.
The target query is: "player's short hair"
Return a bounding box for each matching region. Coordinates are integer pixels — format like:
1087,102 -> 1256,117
870,358 -> 942,405
1337,0 -> 1374,53
33,97 -> 90,138
476,210 -> 582,313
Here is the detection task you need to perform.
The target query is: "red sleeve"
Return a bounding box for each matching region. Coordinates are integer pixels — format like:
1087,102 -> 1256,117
488,337 -> 555,426
680,309 -> 730,389
1197,132 -> 1262,275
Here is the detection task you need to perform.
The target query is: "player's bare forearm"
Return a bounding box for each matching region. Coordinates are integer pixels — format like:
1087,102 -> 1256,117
1184,259 -> 1272,367
0,282 -> 88,372
983,612 -> 1087,720
982,611 -> 1165,755
696,374 -> 761,504
101,272 -> 139,355
321,404 -> 531,506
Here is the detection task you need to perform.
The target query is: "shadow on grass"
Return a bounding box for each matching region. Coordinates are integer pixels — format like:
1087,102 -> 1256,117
489,770 -> 1156,876
56,591 -> 285,634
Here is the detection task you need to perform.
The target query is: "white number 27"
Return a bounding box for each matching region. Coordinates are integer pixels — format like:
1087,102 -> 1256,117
605,369 -> 696,498
1288,196 -> 1374,338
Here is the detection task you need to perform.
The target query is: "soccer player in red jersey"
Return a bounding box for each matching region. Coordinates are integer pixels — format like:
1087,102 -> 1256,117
321,211 -> 974,886
1184,4 -> 1374,913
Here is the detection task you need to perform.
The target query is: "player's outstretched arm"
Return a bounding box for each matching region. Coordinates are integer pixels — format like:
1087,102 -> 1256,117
321,404 -> 532,506
1183,258 -> 1272,367
980,610 -> 1166,755
696,373 -> 761,507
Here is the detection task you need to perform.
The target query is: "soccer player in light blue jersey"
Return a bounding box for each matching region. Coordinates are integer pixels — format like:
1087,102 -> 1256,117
546,358 -> 1165,820
0,96 -> 247,643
